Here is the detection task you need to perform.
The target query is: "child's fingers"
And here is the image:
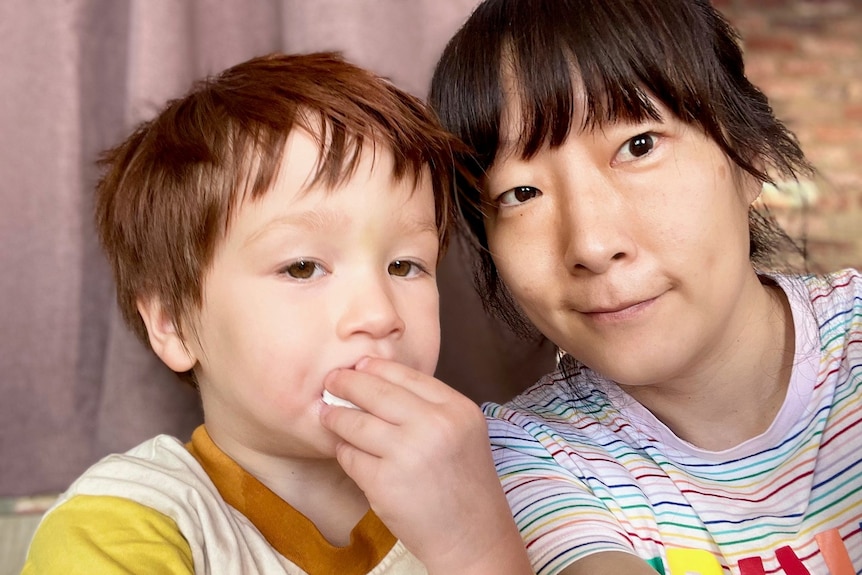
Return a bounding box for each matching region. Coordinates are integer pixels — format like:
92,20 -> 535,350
320,402 -> 394,457
353,357 -> 456,403
348,360 -> 483,432
332,441 -> 384,489
324,367 -> 430,425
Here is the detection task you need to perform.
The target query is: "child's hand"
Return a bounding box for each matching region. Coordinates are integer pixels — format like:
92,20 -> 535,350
320,357 -> 532,575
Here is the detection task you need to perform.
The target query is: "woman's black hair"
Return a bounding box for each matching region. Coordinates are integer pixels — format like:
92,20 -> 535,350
429,0 -> 813,337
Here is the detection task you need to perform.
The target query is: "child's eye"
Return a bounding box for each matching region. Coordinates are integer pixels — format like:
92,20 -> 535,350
617,132 -> 658,162
388,260 -> 425,278
281,259 -> 326,280
496,185 -> 541,207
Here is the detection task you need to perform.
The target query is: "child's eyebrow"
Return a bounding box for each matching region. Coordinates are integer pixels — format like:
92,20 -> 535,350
243,206 -> 438,248
399,214 -> 439,237
243,209 -> 346,247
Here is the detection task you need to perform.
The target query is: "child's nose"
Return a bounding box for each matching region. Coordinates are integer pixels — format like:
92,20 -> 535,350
336,274 -> 405,340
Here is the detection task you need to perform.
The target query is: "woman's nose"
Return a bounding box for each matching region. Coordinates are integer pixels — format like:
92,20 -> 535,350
559,180 -> 635,275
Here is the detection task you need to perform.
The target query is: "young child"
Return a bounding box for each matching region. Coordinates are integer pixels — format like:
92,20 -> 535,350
22,52 -> 531,575
429,1 -> 862,574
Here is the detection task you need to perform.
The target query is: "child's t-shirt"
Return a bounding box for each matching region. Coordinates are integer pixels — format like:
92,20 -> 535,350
22,426 -> 426,574
483,269 -> 862,575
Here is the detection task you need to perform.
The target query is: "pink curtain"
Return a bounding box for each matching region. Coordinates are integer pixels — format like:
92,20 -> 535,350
0,0 -> 554,497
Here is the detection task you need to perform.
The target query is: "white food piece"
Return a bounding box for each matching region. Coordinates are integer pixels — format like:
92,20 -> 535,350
322,390 -> 361,410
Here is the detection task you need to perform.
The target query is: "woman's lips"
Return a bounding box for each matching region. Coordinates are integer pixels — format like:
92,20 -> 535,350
581,296 -> 659,323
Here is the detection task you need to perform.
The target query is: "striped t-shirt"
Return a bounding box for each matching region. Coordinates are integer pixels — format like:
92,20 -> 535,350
483,269 -> 862,575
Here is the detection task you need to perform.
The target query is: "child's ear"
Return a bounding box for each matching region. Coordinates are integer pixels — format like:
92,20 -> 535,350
136,297 -> 197,373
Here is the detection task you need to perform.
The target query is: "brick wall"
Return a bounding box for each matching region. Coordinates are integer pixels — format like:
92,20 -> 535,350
714,0 -> 862,272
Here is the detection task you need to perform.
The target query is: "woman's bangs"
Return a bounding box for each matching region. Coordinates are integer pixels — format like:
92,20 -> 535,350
507,25 -> 663,161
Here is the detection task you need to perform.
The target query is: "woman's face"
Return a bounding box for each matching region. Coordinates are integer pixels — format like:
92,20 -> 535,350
483,92 -> 767,388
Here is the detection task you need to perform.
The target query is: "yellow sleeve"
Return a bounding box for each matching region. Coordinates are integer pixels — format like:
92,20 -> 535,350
21,494 -> 193,575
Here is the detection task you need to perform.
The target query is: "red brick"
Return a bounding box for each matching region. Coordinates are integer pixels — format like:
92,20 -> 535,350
781,57 -> 833,77
744,34 -> 801,53
725,0 -> 862,269
801,37 -> 860,58
814,125 -> 862,145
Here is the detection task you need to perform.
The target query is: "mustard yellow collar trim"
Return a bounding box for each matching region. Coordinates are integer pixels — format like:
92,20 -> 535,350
186,425 -> 397,574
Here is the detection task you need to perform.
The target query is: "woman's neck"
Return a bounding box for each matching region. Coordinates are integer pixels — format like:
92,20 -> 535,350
621,278 -> 796,451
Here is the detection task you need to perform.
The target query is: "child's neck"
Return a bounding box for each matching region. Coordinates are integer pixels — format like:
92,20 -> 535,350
208,430 -> 370,546
256,456 -> 370,546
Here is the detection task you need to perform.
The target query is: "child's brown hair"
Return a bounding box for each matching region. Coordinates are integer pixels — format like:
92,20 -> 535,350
96,52 -> 459,381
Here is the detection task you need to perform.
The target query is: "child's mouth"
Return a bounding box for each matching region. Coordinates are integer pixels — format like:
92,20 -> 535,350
322,389 -> 360,410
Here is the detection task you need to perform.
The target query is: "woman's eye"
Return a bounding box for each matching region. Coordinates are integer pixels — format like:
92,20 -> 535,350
281,260 -> 325,280
497,185 -> 541,207
618,132 -> 657,161
388,260 -> 424,278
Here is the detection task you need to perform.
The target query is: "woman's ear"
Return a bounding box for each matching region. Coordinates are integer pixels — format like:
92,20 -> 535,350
137,297 -> 197,373
747,180 -> 764,207
743,157 -> 769,206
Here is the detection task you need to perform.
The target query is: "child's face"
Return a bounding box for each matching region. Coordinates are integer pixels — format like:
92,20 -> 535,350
185,129 -> 441,460
483,92 -> 765,388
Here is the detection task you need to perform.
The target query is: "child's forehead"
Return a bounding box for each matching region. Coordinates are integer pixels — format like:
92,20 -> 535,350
233,126 -> 413,200
291,126 -> 424,190
229,142 -> 437,245
236,128 -> 433,214
221,123 -> 446,255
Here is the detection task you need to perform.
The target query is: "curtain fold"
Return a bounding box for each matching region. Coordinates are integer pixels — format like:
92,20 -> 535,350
0,0 -> 555,497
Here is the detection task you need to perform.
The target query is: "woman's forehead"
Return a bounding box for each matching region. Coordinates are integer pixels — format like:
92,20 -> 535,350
497,64 -> 584,151
498,63 -> 667,158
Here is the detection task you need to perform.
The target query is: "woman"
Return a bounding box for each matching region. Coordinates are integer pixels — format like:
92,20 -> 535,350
429,1 -> 862,573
